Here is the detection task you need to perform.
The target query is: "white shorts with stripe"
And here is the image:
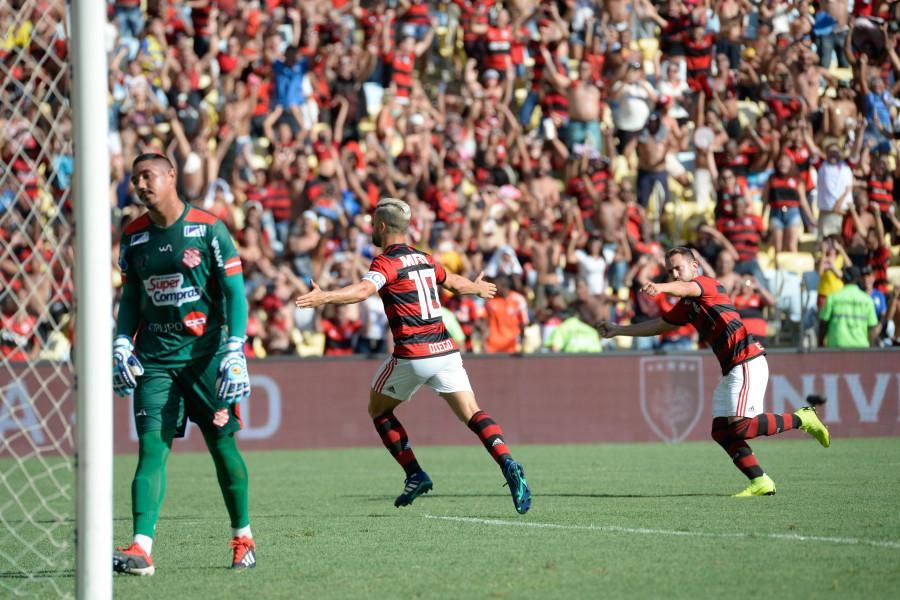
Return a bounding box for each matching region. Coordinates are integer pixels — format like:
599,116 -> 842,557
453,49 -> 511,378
370,352 -> 473,401
711,355 -> 769,418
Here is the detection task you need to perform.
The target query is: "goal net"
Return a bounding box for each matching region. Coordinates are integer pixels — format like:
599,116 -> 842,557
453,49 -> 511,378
0,0 -> 76,596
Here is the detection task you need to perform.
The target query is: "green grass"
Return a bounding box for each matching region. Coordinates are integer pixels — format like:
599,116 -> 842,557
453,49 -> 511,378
4,439 -> 900,598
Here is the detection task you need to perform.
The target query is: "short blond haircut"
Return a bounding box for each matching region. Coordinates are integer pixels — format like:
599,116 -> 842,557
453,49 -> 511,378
374,197 -> 411,233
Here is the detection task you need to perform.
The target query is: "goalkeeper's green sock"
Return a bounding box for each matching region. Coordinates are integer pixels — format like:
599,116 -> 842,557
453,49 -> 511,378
204,430 -> 250,529
132,430 -> 173,540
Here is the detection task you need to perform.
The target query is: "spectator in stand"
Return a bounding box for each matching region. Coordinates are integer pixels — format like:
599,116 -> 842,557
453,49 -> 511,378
483,275 -> 528,354
817,235 -> 851,309
731,274 -> 776,347
715,196 -> 767,289
544,301 -> 603,353
566,231 -> 609,299
763,153 -> 813,252
819,266 -> 878,348
861,265 -> 891,344
13,0 -> 900,360
816,142 -> 854,239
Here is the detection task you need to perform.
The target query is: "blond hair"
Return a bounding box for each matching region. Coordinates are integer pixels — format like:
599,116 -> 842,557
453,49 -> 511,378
374,197 -> 411,233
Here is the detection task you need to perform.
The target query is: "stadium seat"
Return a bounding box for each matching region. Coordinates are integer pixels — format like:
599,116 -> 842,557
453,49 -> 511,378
638,39 -> 659,64
775,251 -> 815,274
756,247 -> 775,271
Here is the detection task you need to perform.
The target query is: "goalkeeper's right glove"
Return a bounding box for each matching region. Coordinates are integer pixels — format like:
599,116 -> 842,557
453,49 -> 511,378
112,335 -> 144,397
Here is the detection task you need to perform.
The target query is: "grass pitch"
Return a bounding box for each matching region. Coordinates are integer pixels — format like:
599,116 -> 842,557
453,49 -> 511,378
3,439 -> 900,598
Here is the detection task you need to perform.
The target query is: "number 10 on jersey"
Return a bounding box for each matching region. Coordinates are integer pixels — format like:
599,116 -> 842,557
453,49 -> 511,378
408,268 -> 441,320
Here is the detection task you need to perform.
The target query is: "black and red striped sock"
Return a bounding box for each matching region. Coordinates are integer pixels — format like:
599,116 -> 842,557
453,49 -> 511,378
467,411 -> 511,465
373,412 -> 421,477
732,413 -> 801,440
712,418 -> 764,479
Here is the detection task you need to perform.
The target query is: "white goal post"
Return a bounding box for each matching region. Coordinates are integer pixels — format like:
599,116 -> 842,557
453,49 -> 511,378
0,0 -> 111,598
71,0 -> 113,598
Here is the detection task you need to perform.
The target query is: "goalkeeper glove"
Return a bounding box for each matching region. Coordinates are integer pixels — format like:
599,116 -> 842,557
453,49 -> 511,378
216,336 -> 250,404
112,335 -> 144,397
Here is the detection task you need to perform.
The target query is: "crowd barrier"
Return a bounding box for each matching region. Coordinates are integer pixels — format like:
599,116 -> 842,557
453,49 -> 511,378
1,350 -> 898,455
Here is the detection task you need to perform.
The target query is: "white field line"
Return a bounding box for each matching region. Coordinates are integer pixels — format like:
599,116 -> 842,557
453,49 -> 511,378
423,514 -> 900,550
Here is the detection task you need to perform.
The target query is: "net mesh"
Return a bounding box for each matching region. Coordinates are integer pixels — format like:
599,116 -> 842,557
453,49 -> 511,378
0,0 -> 75,596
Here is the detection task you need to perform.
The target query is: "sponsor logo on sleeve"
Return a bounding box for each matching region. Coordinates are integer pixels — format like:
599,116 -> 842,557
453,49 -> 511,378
183,311 -> 208,336
211,237 -> 224,268
143,274 -> 201,306
130,232 -> 149,246
182,247 -> 202,269
118,253 -> 128,271
184,224 -> 207,238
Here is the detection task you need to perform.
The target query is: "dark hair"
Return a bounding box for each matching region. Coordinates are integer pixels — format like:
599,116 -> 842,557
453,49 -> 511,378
665,246 -> 698,263
842,265 -> 862,285
132,153 -> 174,170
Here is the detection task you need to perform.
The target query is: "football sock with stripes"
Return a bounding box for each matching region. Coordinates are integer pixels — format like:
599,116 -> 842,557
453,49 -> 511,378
711,418 -> 764,480
132,430 -> 173,540
731,413 -> 801,439
467,411 -> 512,465
373,412 -> 422,477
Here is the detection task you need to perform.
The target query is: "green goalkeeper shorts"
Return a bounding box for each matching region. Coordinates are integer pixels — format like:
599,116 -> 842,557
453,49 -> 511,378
132,349 -> 243,438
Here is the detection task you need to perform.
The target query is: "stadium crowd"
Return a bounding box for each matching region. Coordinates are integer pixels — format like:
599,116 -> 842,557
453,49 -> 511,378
2,0 -> 900,360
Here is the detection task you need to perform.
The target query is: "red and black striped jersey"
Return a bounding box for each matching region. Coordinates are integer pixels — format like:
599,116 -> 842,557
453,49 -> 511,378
867,174 -> 894,213
400,1 -> 430,27
715,214 -> 764,262
662,276 -> 766,375
767,175 -> 801,210
190,1 -> 213,38
364,244 -> 457,359
684,34 -> 714,80
388,51 -> 415,99
483,26 -> 512,72
455,0 -> 492,43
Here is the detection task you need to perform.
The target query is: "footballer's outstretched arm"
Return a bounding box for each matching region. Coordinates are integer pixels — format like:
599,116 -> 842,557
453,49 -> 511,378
441,271 -> 496,298
640,280 -> 702,298
597,317 -> 679,339
295,279 -> 377,308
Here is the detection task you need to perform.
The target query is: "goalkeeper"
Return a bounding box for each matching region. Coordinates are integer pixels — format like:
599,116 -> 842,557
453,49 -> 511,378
112,153 -> 255,575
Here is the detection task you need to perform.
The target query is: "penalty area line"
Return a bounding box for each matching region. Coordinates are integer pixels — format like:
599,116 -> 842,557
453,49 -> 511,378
423,514 -> 900,550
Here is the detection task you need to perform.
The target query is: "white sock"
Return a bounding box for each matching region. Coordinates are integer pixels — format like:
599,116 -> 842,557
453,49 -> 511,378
232,526 -> 252,539
133,534 -> 153,555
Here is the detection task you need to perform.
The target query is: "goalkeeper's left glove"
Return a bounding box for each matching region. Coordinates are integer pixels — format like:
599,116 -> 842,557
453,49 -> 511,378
216,336 -> 250,404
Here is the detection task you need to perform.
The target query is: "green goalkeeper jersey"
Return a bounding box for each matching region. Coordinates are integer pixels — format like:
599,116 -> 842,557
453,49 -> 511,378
117,204 -> 247,366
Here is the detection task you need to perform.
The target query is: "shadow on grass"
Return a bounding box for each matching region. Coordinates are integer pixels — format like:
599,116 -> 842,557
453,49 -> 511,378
347,492 -> 729,500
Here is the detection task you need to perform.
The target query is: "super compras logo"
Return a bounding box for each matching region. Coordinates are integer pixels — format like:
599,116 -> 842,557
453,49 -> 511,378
143,274 -> 201,307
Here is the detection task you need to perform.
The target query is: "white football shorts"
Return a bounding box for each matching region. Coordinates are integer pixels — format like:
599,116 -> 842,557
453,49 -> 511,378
711,355 -> 769,418
370,352 -> 473,401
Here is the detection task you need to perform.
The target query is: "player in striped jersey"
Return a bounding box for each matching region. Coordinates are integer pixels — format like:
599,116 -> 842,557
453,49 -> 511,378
597,247 -> 831,497
295,198 -> 531,514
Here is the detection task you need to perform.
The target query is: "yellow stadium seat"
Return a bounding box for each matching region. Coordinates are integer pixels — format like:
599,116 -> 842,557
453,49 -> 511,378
775,251 -> 815,274
638,38 -> 658,63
